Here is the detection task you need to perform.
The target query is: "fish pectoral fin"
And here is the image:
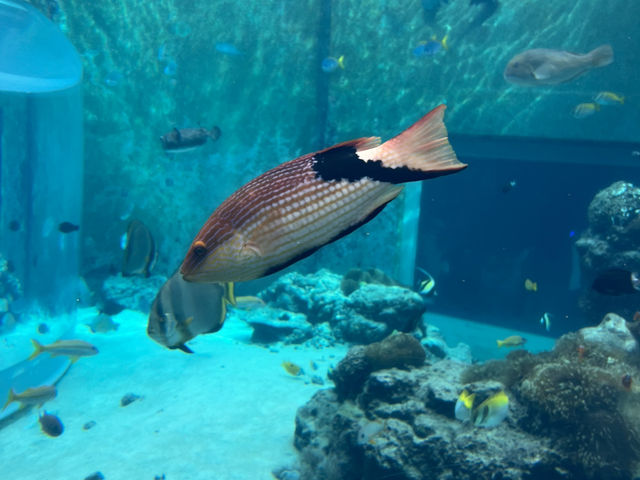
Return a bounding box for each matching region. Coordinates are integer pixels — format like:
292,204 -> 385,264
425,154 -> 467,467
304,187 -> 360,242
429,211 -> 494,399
240,240 -> 263,259
70,356 -> 79,364
532,65 -> 553,80
173,344 -> 194,354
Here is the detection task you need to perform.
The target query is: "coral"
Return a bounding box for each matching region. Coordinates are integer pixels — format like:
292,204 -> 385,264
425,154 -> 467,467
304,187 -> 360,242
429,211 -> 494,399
102,274 -> 166,313
340,267 -> 401,296
329,334 -> 425,400
362,333 -> 426,371
259,270 -> 426,344
298,358 -> 564,480
576,182 -> 640,323
242,307 -> 313,344
460,315 -> 640,479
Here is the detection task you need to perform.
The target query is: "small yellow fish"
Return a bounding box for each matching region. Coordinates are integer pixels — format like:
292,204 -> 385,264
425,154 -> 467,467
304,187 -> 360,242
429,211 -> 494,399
572,102 -> 600,119
281,361 -> 303,376
28,339 -> 99,362
471,391 -> 509,427
454,389 -> 476,422
594,91 -> 624,106
416,267 -> 436,296
2,385 -> 57,410
497,335 -> 526,348
524,278 -> 538,292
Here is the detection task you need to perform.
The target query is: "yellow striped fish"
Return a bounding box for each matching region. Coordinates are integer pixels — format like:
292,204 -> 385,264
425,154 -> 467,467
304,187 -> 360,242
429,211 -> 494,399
181,105 -> 466,283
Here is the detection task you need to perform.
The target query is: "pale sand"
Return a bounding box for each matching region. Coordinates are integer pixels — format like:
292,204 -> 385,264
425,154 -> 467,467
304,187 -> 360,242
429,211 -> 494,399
0,307 -> 555,479
0,309 -> 346,479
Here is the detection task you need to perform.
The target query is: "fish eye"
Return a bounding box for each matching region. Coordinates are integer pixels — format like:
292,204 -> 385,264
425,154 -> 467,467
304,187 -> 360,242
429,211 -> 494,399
192,241 -> 208,258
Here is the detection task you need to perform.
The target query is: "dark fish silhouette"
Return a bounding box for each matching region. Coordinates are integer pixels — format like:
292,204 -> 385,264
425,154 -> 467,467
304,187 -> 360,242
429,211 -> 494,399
592,268 -> 640,296
8,220 -> 20,232
58,221 -> 79,233
39,411 -> 64,437
147,271 -> 234,353
122,220 -> 157,277
160,126 -> 221,153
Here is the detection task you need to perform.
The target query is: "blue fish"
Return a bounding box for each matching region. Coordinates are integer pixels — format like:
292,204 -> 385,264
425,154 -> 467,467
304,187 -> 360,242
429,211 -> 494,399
413,36 -> 448,57
215,42 -> 243,56
321,55 -> 344,73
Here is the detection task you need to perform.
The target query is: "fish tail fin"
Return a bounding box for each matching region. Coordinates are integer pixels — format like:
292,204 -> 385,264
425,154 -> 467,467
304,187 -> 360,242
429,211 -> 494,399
589,44 -> 613,68
2,388 -> 15,411
357,105 -> 466,182
496,340 -> 503,348
28,339 -> 44,361
208,126 -> 221,141
337,55 -> 345,69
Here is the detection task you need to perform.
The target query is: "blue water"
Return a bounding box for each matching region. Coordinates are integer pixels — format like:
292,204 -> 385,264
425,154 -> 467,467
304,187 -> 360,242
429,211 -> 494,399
1,1 -> 640,479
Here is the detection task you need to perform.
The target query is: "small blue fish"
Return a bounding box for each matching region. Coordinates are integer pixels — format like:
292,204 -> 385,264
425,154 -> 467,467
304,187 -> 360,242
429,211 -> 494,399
215,42 -> 243,56
321,55 -> 344,73
164,60 -> 177,76
413,35 -> 448,57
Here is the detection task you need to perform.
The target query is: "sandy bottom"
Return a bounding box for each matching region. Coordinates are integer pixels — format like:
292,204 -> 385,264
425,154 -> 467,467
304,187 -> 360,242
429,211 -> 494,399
0,307 -> 556,479
0,309 -> 347,480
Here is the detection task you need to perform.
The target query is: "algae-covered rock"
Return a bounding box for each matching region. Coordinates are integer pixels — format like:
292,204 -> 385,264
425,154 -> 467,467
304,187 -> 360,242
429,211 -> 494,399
260,270 -> 426,344
579,312 -> 638,354
297,358 -> 563,480
243,307 -> 312,344
362,333 -> 426,371
329,334 -> 426,400
460,325 -> 640,480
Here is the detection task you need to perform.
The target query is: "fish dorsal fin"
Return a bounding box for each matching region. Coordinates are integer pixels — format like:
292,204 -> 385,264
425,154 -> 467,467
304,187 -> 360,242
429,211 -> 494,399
173,127 -> 182,141
317,137 -> 381,155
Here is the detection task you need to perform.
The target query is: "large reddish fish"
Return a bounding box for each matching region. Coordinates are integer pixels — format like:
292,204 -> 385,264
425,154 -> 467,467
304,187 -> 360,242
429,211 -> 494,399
181,105 -> 466,283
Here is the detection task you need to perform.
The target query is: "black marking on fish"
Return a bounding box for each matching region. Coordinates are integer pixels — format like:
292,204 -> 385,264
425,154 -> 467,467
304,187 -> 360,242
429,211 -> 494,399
262,200 -> 391,277
312,144 -> 458,184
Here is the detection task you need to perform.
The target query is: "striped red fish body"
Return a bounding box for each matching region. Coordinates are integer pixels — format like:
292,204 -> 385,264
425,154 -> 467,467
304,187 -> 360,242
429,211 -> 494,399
181,105 -> 466,283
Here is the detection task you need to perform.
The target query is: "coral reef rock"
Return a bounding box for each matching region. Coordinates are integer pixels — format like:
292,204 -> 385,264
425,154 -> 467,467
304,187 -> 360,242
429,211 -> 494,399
576,181 -> 640,322
422,324 -> 473,363
296,322 -> 640,480
102,274 -> 166,313
329,333 -> 426,400
462,331 -> 640,480
243,307 -> 313,344
579,312 -> 638,354
0,254 -> 22,333
296,354 -> 564,480
260,270 -> 425,344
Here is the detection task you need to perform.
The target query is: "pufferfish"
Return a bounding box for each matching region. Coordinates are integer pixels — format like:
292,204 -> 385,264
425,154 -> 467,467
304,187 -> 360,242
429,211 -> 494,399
180,105 -> 466,284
